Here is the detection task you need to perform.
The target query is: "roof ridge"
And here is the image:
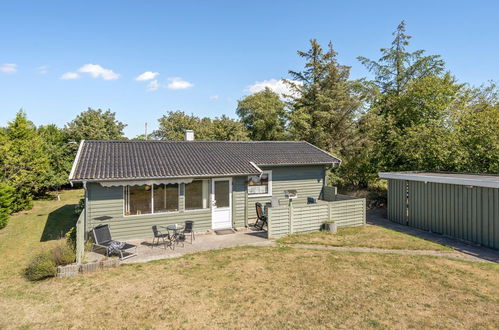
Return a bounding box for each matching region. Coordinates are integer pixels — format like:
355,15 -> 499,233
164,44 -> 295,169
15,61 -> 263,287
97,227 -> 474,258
85,140 -> 309,143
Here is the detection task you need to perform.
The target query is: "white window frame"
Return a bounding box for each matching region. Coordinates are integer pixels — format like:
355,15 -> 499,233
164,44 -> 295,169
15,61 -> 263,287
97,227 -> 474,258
123,184 -> 180,217
247,170 -> 272,198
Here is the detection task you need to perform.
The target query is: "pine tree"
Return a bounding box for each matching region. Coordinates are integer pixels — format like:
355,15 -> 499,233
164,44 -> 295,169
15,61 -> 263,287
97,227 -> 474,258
358,20 -> 445,96
287,40 -> 361,155
0,111 -> 51,211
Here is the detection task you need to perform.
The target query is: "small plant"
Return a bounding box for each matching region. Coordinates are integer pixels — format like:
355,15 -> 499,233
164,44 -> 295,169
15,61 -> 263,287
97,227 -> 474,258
84,238 -> 94,252
51,242 -> 76,266
65,227 -> 77,251
74,198 -> 85,215
25,241 -> 76,281
0,182 -> 14,229
24,252 -> 57,281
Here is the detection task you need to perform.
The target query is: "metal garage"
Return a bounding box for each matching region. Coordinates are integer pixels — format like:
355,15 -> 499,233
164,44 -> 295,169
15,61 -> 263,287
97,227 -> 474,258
379,172 -> 499,249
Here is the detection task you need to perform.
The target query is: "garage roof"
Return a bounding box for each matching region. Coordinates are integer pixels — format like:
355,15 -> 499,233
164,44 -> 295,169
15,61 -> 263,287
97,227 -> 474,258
379,171 -> 499,189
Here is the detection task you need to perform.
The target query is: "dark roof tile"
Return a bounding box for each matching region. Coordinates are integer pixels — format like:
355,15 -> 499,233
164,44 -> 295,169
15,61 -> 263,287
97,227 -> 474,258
69,140 -> 340,181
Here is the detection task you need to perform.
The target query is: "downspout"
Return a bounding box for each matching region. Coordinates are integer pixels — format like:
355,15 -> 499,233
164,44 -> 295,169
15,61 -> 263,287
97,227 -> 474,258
83,181 -> 88,240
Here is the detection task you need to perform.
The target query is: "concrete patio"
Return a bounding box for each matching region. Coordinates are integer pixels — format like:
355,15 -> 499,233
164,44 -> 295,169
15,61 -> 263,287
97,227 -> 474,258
85,228 -> 273,264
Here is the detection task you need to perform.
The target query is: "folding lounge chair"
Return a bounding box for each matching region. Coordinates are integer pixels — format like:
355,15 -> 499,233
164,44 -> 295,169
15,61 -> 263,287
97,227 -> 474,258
255,202 -> 268,230
93,224 -> 138,260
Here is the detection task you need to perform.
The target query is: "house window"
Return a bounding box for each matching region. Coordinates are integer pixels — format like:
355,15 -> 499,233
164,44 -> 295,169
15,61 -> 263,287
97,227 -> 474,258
126,185 -> 152,215
185,180 -> 209,210
248,171 -> 272,197
153,184 -> 179,213
124,184 -> 178,216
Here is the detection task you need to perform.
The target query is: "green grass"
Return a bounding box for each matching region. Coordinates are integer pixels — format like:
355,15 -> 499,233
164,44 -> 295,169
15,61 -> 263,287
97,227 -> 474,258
0,190 -> 497,329
0,189 -> 82,283
278,225 -> 452,251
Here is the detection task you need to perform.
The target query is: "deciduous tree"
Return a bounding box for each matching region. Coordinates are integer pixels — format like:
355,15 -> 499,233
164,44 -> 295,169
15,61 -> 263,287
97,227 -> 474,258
236,88 -> 286,140
65,108 -> 127,141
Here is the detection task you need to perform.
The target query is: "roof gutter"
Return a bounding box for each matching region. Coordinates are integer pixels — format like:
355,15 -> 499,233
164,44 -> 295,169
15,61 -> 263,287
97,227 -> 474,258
249,161 -> 263,175
69,171 -> 262,183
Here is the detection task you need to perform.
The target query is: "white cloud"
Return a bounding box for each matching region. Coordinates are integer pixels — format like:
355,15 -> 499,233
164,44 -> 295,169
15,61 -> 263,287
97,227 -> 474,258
146,80 -> 160,91
209,95 -> 219,100
60,72 -> 80,80
135,71 -> 159,81
78,64 -> 120,80
37,65 -> 48,74
0,63 -> 17,74
166,77 -> 193,90
246,78 -> 302,97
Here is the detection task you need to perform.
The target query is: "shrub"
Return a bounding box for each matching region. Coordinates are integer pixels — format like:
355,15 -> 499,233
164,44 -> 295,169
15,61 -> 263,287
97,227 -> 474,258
74,198 -> 85,215
51,242 -> 76,265
25,241 -> 76,281
0,182 -> 14,229
0,211 -> 8,230
65,227 -> 76,251
25,252 -> 57,281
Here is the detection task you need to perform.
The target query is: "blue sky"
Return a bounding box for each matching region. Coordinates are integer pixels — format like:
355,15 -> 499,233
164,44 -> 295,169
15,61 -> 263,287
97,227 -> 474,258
1,0 -> 498,138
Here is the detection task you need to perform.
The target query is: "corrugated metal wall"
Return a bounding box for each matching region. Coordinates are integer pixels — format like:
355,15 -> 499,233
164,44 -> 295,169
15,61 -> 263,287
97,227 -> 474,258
387,179 -> 407,224
387,179 -> 499,249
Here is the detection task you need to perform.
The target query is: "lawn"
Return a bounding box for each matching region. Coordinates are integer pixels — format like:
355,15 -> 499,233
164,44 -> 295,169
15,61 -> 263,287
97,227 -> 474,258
0,189 -> 83,283
278,225 -> 452,251
0,190 -> 498,329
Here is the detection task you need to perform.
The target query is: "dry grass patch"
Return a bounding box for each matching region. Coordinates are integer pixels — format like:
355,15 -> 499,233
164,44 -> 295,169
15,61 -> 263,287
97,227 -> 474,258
1,247 -> 498,329
278,225 -> 451,251
1,189 -> 497,329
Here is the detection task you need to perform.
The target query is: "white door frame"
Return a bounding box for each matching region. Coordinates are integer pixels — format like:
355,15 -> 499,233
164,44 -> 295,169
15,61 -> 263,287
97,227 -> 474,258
211,177 -> 232,230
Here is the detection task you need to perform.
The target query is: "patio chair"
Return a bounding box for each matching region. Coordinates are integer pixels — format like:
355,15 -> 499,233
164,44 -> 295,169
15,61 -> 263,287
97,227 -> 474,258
254,202 -> 268,230
151,225 -> 173,250
181,221 -> 195,243
167,227 -> 184,248
92,224 -> 137,260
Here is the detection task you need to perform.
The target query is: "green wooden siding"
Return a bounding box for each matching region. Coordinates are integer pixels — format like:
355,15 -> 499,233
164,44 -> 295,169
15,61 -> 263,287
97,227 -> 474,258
87,182 -> 212,240
84,165 -> 327,240
246,165 -> 325,223
232,176 -> 247,228
387,179 -> 499,249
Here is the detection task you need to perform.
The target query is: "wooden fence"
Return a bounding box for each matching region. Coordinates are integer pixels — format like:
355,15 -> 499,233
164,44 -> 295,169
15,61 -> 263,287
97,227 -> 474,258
267,192 -> 366,238
75,209 -> 85,264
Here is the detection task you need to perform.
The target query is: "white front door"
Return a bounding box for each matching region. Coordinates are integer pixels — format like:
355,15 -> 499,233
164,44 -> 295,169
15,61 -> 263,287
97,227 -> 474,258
211,178 -> 232,230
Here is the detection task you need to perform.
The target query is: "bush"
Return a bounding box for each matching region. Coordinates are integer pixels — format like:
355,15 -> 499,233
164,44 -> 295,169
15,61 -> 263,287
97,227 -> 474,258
0,210 -> 8,230
74,198 -> 85,215
25,252 -> 57,281
65,227 -> 76,251
25,241 -> 76,281
0,182 -> 14,229
51,242 -> 76,265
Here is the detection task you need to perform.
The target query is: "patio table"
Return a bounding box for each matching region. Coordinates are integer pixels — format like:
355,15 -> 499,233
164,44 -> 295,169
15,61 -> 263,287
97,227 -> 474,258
161,224 -> 185,246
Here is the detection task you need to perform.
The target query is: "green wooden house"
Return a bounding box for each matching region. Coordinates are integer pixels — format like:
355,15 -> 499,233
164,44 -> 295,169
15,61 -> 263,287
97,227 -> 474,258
69,138 -> 341,240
